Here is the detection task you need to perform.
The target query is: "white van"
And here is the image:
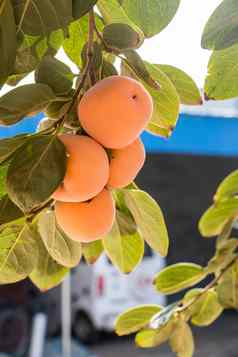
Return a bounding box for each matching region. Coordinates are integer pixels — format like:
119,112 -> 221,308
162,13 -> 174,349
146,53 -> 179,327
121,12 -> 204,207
71,246 -> 166,344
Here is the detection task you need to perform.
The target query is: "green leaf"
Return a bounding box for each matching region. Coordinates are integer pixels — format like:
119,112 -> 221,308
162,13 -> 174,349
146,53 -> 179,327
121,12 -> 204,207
122,50 -> 160,90
115,305 -> 162,336
215,170 -> 238,202
0,0 -> 17,86
216,261 -> 238,309
184,289 -> 223,326
103,23 -> 142,51
0,135 -> 29,165
12,0 -> 72,36
204,44 -> 238,100
0,165 -> 8,198
97,0 -> 144,41
38,210 -> 82,268
73,0 -> 98,19
82,240 -> 104,264
0,222 -> 38,283
122,189 -> 169,257
0,195 -> 24,227
35,56 -> 74,96
169,320 -> 194,357
145,63 -> 180,135
199,198 -> 238,238
201,0 -> 238,50
157,65 -> 202,105
7,135 -> 67,213
63,17 -> 89,68
103,219 -> 144,274
30,237 -> 69,291
120,0 -> 181,38
136,320 -> 175,348
154,263 -> 206,295
0,84 -> 57,125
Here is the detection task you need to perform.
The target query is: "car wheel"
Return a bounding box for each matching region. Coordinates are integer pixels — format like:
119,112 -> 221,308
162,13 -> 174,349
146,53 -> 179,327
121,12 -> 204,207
73,312 -> 98,345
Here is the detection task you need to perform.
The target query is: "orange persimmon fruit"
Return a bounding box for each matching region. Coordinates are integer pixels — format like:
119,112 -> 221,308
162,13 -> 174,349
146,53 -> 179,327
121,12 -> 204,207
53,134 -> 109,202
55,189 -> 115,242
107,138 -> 145,189
78,76 -> 153,149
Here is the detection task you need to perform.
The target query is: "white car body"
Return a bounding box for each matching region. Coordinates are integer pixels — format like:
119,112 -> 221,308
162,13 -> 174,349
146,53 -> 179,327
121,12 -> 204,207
71,249 -> 166,332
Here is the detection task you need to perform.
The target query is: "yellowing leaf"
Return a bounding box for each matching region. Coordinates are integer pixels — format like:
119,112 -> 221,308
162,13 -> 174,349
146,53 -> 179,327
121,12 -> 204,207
154,263 -> 206,295
169,320 -> 194,357
115,305 -> 162,336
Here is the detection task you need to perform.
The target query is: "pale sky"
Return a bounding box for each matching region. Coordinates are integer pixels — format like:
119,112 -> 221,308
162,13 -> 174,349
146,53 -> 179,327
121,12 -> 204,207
1,0 -> 221,95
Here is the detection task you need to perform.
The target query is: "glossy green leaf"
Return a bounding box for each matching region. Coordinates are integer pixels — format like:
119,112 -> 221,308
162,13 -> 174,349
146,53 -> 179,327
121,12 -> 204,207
72,0 -> 97,19
122,189 -> 169,257
115,305 -> 162,336
7,135 -> 67,213
0,84 -> 57,125
157,65 -> 202,105
204,44 -> 238,100
35,56 -> 73,96
0,222 -> 38,283
169,320 -> 194,357
30,237 -> 69,291
97,0 -> 144,40
12,0 -> 72,36
201,0 -> 238,50
0,0 -> 17,86
122,50 -> 160,90
103,23 -> 142,51
0,195 -> 24,227
199,198 -> 238,238
0,135 -> 29,165
103,218 -> 144,274
216,260 -> 238,309
120,0 -> 181,38
82,240 -> 104,264
215,170 -> 238,202
38,210 -> 82,268
154,263 -> 205,295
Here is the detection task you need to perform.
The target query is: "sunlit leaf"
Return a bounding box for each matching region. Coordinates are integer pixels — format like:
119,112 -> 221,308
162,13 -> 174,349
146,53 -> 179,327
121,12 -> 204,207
30,237 -> 69,291
169,320 -> 194,357
154,263 -> 206,295
115,305 -> 162,336
199,198 -> 238,238
38,210 -> 82,268
157,65 -> 202,105
205,44 -> 238,100
122,189 -> 169,257
215,170 -> 238,202
82,240 -> 104,264
0,222 -> 38,283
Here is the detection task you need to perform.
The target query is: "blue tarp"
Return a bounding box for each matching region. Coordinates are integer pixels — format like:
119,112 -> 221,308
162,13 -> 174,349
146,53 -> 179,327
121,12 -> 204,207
0,113 -> 237,157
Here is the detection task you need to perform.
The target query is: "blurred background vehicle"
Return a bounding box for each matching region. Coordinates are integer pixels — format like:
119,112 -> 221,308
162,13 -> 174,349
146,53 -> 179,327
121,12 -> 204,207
71,247 -> 165,344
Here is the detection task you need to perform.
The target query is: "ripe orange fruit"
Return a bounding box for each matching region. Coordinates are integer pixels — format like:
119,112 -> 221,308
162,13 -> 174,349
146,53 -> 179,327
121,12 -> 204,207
55,189 -> 115,242
53,134 -> 109,202
107,138 -> 145,189
78,76 -> 153,149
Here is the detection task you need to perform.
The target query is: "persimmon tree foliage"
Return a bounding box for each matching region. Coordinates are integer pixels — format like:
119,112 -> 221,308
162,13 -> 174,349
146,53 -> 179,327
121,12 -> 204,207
0,0 -> 237,356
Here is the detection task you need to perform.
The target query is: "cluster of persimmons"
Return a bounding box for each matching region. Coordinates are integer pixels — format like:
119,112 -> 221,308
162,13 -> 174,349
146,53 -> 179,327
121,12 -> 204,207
54,76 -> 153,243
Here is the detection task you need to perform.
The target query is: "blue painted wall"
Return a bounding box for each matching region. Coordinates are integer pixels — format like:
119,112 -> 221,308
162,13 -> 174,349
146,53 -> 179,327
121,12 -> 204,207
0,113 -> 237,157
